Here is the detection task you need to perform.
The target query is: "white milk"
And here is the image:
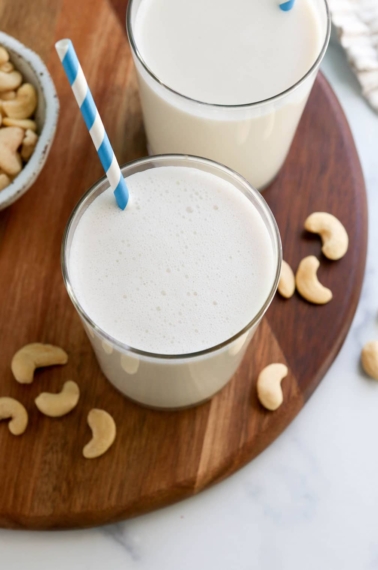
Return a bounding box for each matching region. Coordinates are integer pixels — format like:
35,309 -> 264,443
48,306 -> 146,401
70,167 -> 275,354
134,0 -> 322,106
128,0 -> 329,188
65,160 -> 280,408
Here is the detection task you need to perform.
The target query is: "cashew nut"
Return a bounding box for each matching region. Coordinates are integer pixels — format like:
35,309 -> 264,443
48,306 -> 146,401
1,91 -> 16,101
304,212 -> 349,260
229,331 -> 249,356
0,70 -> 22,92
278,260 -> 295,299
2,118 -> 37,131
11,343 -> 68,384
120,353 -> 139,375
0,171 -> 11,191
0,62 -> 14,73
0,126 -> 23,176
0,47 -> 9,66
101,340 -> 113,355
35,381 -> 80,417
0,397 -> 28,435
295,256 -> 332,304
3,83 -> 37,120
83,409 -> 116,459
21,129 -> 38,161
257,363 -> 288,411
361,341 -> 378,380
0,91 -> 16,114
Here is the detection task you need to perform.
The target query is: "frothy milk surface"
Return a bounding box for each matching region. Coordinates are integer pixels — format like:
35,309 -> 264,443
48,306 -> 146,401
69,167 -> 276,354
134,0 -> 323,105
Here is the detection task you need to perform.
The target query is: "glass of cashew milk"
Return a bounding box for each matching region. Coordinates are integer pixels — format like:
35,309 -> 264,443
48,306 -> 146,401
127,0 -> 331,189
62,155 -> 282,409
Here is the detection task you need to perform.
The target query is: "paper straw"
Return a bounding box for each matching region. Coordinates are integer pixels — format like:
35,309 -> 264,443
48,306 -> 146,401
55,39 -> 129,210
279,0 -> 295,11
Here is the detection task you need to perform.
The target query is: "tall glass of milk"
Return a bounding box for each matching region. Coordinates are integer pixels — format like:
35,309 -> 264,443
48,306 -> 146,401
127,0 -> 330,190
62,155 -> 281,409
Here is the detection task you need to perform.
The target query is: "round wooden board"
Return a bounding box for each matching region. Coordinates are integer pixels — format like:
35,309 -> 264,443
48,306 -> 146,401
0,0 -> 367,530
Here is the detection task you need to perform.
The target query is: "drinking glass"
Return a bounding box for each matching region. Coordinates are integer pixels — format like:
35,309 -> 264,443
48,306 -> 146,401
127,0 -> 331,190
62,155 -> 282,409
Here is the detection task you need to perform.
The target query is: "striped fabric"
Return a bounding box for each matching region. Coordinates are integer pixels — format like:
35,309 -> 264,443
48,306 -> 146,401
55,39 -> 129,210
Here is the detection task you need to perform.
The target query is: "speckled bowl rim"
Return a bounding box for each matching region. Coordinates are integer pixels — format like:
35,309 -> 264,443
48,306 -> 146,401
0,32 -> 59,210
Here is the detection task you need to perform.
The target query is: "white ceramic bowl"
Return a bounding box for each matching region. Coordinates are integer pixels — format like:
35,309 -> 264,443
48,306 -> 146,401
0,32 -> 59,210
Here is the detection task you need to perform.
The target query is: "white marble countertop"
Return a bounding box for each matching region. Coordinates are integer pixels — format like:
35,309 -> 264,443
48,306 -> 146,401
1,39 -> 377,569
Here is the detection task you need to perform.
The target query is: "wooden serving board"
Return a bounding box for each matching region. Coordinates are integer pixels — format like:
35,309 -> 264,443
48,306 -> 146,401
0,0 -> 367,529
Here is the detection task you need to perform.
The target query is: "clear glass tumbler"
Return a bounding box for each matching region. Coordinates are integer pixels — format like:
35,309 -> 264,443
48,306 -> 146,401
62,155 -> 282,410
127,0 -> 331,190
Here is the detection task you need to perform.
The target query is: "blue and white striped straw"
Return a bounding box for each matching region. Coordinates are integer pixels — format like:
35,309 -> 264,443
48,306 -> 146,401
279,0 -> 295,11
55,39 -> 129,210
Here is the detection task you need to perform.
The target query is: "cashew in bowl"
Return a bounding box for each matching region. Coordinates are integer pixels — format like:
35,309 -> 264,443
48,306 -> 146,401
0,172 -> 10,191
295,255 -> 332,304
257,363 -> 288,411
0,47 -> 9,65
304,212 -> 349,260
278,260 -> 295,299
0,397 -> 28,435
21,129 -> 38,161
0,126 -> 23,176
2,117 -> 37,131
0,70 -> 22,92
83,409 -> 116,459
0,62 -> 14,73
361,341 -> 378,380
2,83 -> 37,119
0,90 -> 16,114
35,380 -> 80,417
1,90 -> 15,101
11,343 -> 68,384
0,44 -> 41,196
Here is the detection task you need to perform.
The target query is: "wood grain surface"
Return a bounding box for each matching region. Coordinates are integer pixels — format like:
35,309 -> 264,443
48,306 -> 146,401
0,0 -> 367,529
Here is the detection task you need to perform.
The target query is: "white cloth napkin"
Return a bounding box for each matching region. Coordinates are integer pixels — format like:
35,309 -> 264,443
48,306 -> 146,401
328,0 -> 378,111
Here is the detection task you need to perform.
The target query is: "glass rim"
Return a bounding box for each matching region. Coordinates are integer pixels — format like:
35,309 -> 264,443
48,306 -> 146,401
61,154 -> 282,361
126,0 -> 331,109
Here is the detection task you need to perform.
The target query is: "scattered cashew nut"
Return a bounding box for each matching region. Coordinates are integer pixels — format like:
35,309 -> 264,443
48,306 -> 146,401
101,340 -> 113,355
2,117 -> 37,131
0,70 -> 22,92
120,353 -> 139,375
304,212 -> 349,260
0,397 -> 28,435
11,343 -> 68,384
229,331 -> 249,356
257,363 -> 288,411
361,341 -> 378,380
83,409 -> 116,459
3,83 -> 37,120
278,260 -> 295,299
35,380 -> 80,417
21,129 -> 38,161
0,126 -> 23,176
295,255 -> 332,304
